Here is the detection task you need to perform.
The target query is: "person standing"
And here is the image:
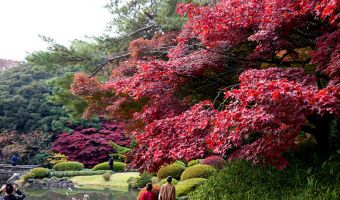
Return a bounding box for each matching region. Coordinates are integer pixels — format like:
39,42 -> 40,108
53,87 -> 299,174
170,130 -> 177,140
159,176 -> 176,200
108,156 -> 114,172
139,183 -> 156,200
10,154 -> 18,167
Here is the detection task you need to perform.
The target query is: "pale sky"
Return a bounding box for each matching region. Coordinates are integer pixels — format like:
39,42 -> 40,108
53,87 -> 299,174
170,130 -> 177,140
0,0 -> 113,60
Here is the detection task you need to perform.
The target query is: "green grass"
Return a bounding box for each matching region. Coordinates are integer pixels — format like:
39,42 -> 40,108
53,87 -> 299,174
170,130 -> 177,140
71,172 -> 139,191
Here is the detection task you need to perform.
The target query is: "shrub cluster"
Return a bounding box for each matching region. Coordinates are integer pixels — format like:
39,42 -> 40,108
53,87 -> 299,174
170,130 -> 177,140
29,167 -> 49,178
157,163 -> 186,180
50,170 -> 111,178
176,178 -> 206,197
190,156 -> 340,200
180,164 -> 216,180
92,161 -> 126,172
52,161 -> 84,171
128,172 -> 153,189
201,156 -> 225,169
22,173 -> 37,182
175,160 -> 186,167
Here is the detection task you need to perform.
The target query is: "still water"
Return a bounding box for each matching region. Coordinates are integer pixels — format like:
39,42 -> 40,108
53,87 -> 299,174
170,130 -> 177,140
0,175 -> 138,200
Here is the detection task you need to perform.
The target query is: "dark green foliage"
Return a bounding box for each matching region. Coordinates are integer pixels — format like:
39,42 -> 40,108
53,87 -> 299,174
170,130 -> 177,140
128,172 -> 153,189
157,163 -> 186,180
0,65 -> 65,132
180,164 -> 216,180
92,161 -> 126,172
52,161 -> 84,171
50,170 -> 112,178
175,160 -> 186,167
29,167 -> 49,178
176,178 -> 206,197
190,152 -> 340,200
111,142 -> 132,162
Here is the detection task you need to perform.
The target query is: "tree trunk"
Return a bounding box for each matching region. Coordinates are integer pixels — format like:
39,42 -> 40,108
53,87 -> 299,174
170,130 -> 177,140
306,114 -> 333,152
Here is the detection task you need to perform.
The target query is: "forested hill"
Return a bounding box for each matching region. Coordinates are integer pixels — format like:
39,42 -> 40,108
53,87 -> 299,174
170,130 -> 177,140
0,58 -> 19,71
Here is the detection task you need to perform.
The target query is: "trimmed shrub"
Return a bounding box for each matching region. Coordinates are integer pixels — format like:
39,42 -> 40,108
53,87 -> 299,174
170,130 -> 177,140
128,172 -> 153,189
92,161 -> 126,172
22,173 -> 36,182
175,160 -> 186,167
52,161 -> 84,171
187,160 -> 200,167
50,170 -> 111,178
160,178 -> 178,185
176,178 -> 206,197
157,163 -> 186,180
102,172 -> 111,181
180,164 -> 216,180
29,167 -> 49,178
137,184 -> 161,199
201,156 -> 225,169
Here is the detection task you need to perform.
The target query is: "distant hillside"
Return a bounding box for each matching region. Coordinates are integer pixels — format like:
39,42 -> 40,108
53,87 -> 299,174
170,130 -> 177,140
0,59 -> 19,71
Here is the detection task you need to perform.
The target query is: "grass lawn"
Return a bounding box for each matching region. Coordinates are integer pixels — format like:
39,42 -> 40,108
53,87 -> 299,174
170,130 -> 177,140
71,172 -> 139,191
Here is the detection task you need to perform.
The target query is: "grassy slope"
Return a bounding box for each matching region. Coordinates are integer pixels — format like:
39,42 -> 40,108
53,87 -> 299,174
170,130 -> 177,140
71,172 -> 139,191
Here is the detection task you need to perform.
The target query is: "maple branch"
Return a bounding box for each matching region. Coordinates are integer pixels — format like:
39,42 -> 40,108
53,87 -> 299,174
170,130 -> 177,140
90,52 -> 131,77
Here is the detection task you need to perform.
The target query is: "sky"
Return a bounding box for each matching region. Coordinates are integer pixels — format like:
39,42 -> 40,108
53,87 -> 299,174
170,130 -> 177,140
0,0 -> 112,61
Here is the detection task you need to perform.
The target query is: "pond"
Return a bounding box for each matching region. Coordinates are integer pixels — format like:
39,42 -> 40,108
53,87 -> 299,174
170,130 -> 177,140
0,175 -> 138,200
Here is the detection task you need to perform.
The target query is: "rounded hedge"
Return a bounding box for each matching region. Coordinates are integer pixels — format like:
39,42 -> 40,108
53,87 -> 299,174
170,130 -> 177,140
157,163 -> 186,180
176,178 -> 206,197
29,167 -> 49,178
22,173 -> 36,182
52,161 -> 84,171
187,160 -> 200,167
92,161 -> 126,172
201,156 -> 225,169
175,160 -> 186,167
180,164 -> 216,180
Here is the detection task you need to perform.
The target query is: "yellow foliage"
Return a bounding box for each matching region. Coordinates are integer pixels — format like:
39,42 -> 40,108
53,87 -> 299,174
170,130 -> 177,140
47,152 -> 68,166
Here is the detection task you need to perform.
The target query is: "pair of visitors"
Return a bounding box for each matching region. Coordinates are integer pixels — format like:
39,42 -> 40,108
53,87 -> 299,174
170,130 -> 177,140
139,176 -> 176,200
0,184 -> 25,200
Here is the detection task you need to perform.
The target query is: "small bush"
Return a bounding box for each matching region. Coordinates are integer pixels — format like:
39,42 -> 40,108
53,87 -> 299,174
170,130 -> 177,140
47,153 -> 68,167
128,172 -> 153,189
187,160 -> 200,167
157,163 -> 186,180
201,156 -> 225,169
29,167 -> 49,178
50,170 -> 111,178
52,161 -> 84,171
176,178 -> 206,197
137,184 -> 161,199
102,172 -> 111,181
175,160 -> 186,167
22,173 -> 36,182
180,164 -> 216,180
92,161 -> 126,172
160,178 -> 178,185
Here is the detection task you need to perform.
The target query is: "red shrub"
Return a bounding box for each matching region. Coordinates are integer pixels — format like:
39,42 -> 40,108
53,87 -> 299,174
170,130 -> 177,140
201,156 -> 225,169
52,121 -> 130,167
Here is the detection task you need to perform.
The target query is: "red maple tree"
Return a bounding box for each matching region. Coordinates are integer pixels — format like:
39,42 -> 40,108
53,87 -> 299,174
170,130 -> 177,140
72,0 -> 339,171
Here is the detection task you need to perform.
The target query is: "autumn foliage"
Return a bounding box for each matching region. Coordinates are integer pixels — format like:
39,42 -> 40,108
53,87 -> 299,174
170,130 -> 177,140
72,0 -> 340,171
52,121 -> 130,167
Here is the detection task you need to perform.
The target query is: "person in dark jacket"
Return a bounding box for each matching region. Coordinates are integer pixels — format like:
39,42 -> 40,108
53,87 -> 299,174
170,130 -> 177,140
10,155 -> 18,166
0,184 -> 25,200
108,156 -> 114,172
